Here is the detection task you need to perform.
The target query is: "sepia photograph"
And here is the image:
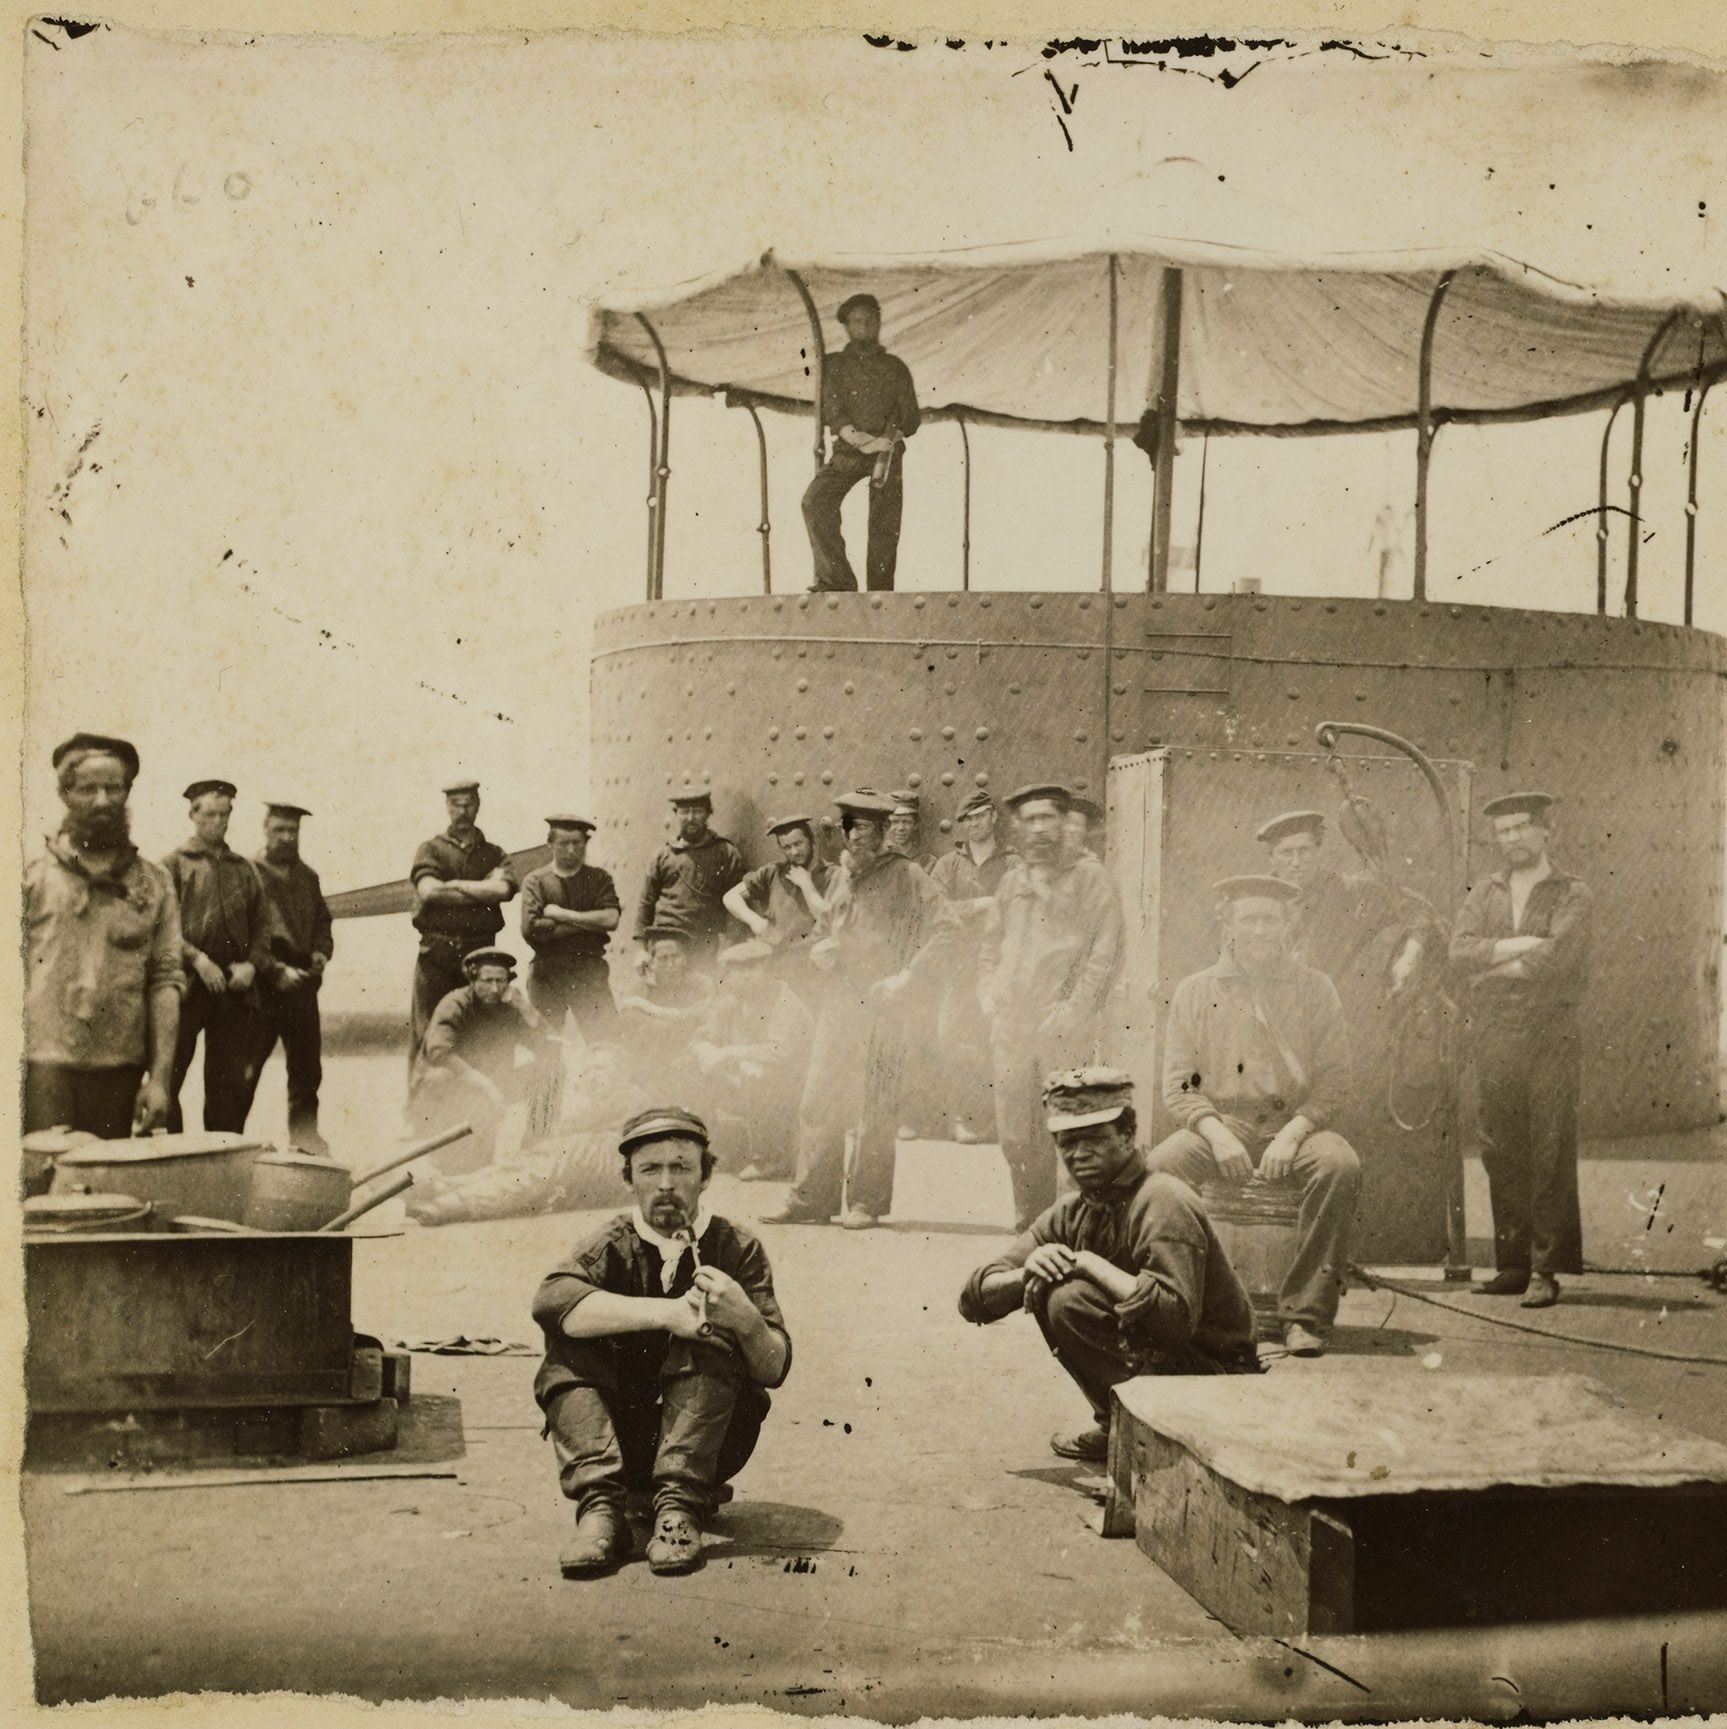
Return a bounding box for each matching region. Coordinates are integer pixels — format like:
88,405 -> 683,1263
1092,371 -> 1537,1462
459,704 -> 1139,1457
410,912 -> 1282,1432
8,4 -> 1727,1720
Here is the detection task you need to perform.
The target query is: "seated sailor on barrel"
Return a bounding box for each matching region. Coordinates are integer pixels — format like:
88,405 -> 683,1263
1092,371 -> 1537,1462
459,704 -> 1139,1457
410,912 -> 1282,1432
1146,875 -> 1361,1359
532,1107 -> 792,1579
958,1069 -> 1260,1466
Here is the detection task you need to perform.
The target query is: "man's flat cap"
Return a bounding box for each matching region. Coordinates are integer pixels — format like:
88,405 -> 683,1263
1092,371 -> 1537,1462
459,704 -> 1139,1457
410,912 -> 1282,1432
184,778 -> 237,802
53,732 -> 139,778
545,813 -> 596,833
1256,809 -> 1326,848
836,293 -> 880,323
719,939 -> 776,970
669,789 -> 713,808
1069,796 -> 1104,825
642,925 -> 692,946
766,813 -> 814,836
462,945 -> 518,972
1213,873 -> 1301,903
1482,791 -> 1557,820
834,789 -> 896,819
1043,1066 -> 1135,1132
619,1106 -> 709,1156
442,777 -> 480,795
1003,783 -> 1072,813
954,788 -> 996,820
889,788 -> 921,811
265,802 -> 311,820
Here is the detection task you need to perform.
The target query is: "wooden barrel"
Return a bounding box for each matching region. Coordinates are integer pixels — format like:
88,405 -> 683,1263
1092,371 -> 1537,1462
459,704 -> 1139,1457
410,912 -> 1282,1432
1201,1177 -> 1302,1342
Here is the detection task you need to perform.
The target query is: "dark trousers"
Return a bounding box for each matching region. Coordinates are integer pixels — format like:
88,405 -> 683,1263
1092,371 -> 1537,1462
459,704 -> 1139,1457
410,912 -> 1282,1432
788,990 -> 907,1218
408,937 -> 474,1078
991,1010 -> 1100,1230
1143,1127 -> 1361,1331
937,981 -> 994,1138
1031,1280 -> 1258,1426
542,1336 -> 762,1518
801,451 -> 903,592
252,985 -> 324,1147
24,1062 -> 145,1139
1475,1022 -> 1584,1277
167,977 -> 260,1133
528,957 -> 619,1043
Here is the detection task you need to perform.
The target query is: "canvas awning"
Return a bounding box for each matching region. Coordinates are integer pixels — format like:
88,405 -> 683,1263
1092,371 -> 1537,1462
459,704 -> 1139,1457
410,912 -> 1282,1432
588,238 -> 1727,437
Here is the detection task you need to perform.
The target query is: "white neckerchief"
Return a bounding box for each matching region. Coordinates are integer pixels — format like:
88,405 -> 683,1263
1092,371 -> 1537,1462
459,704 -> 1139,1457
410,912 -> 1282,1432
631,1204 -> 712,1291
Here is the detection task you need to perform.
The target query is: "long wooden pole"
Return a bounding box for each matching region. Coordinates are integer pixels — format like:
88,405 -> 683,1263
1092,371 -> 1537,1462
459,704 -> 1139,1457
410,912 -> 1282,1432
1102,254 -> 1118,593
1149,267 -> 1183,594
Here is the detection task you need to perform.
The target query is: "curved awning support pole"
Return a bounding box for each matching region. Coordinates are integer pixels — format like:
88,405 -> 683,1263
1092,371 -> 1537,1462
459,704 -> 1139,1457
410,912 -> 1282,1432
1685,371 -> 1719,626
783,268 -> 828,476
635,371 -> 659,603
1102,253 -> 1118,593
1597,391 -> 1632,615
635,313 -> 673,601
957,415 -> 972,592
1626,308 -> 1684,619
1149,266 -> 1184,594
1413,271 -> 1455,604
739,400 -> 772,593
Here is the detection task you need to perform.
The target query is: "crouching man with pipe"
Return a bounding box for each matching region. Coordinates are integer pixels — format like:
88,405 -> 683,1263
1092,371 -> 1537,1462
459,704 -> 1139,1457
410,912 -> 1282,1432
532,1107 -> 792,1579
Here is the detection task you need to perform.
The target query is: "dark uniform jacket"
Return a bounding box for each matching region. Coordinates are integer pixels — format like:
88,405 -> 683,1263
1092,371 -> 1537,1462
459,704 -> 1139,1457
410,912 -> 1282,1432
1449,864 -> 1592,1045
161,839 -> 283,980
960,1156 -> 1257,1367
824,850 -> 958,988
521,862 -> 620,972
413,985 -> 542,1085
410,827 -> 517,947
532,1212 -> 792,1410
821,342 -> 920,445
252,853 -> 333,974
634,832 -> 748,949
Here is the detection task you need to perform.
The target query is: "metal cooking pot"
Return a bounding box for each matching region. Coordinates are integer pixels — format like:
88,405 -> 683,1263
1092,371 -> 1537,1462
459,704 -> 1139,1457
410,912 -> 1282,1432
24,1191 -> 153,1234
242,1151 -> 355,1232
51,1131 -> 264,1224
239,1122 -> 473,1232
21,1127 -> 96,1199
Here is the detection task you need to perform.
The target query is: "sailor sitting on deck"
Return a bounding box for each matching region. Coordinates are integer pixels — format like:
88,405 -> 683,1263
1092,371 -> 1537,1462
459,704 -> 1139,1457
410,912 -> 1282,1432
959,1069 -> 1260,1466
409,946 -> 560,1172
532,1107 -> 792,1579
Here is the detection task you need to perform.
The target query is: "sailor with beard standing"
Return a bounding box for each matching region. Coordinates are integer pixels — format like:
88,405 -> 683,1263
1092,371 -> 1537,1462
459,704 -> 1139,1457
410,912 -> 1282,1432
24,734 -> 183,1137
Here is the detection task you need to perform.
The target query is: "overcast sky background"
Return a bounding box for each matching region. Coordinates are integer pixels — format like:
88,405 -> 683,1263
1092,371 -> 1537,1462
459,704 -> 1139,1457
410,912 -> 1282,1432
21,27 -> 1727,1001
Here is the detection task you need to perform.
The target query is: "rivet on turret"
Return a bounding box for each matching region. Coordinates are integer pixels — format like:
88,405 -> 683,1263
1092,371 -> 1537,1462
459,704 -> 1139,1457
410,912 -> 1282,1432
910,728 -> 924,741
844,682 -> 855,695
823,725 -> 835,740
797,678 -> 810,692
941,772 -> 956,786
976,772 -> 990,787
976,727 -> 990,741
908,772 -> 922,788
942,726 -> 957,740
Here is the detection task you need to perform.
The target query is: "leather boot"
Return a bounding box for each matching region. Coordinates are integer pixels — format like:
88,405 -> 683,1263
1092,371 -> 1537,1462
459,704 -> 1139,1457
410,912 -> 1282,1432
559,1502 -> 633,1578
